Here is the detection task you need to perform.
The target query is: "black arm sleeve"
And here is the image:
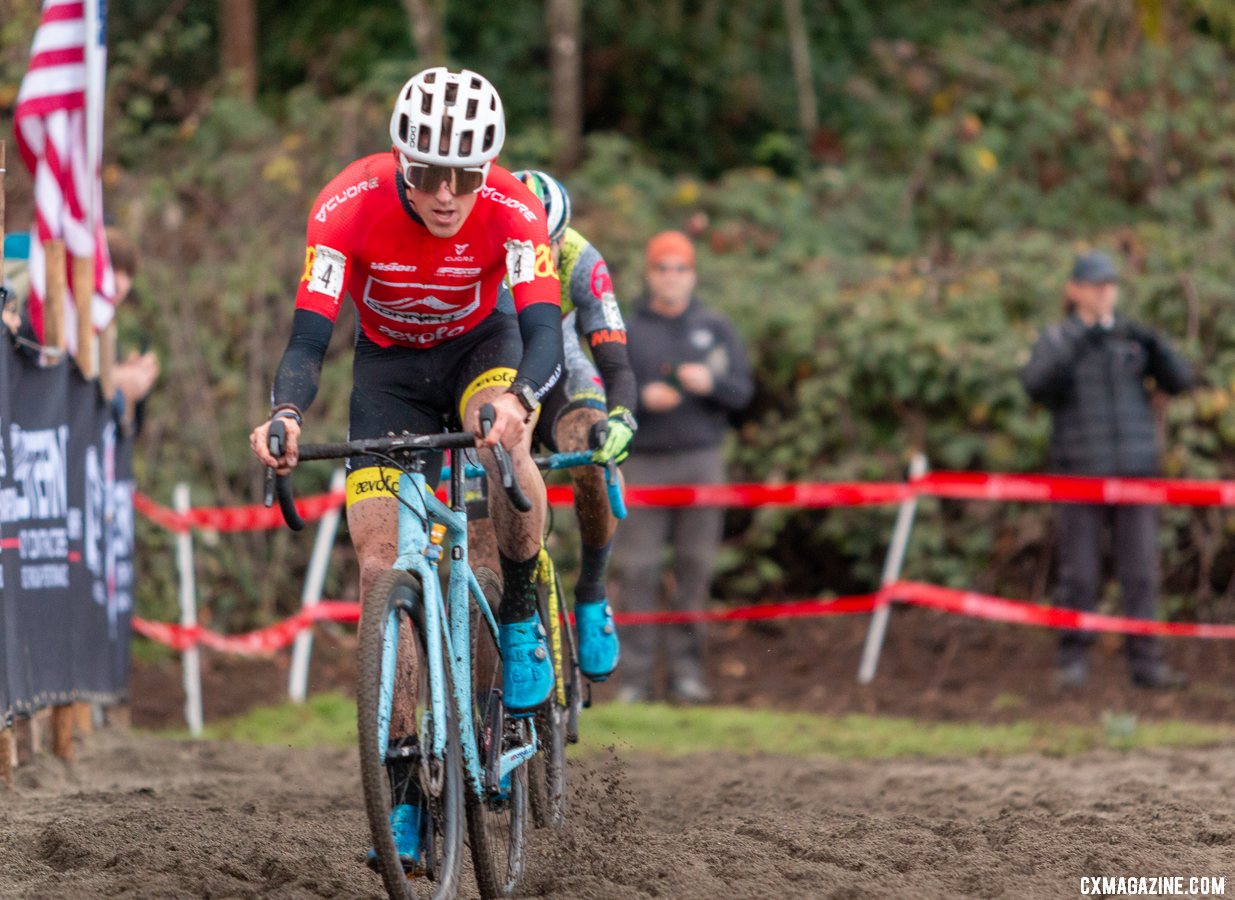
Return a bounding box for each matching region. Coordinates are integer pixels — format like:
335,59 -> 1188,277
271,309 -> 335,412
513,301 -> 564,402
1020,319 -> 1086,405
1146,330 -> 1194,395
589,338 -> 639,413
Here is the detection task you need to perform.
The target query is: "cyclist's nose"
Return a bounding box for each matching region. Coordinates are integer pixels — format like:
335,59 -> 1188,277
433,181 -> 455,201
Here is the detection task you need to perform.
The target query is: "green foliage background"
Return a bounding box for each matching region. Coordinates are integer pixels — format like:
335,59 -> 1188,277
5,0 -> 1235,629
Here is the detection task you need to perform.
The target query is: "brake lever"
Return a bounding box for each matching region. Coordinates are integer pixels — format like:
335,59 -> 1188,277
263,422 -> 284,509
479,403 -> 532,513
267,418 -> 305,531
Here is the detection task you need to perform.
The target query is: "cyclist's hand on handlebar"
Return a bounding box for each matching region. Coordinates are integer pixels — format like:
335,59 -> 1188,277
250,416 -> 301,474
591,407 -> 637,465
478,393 -> 529,451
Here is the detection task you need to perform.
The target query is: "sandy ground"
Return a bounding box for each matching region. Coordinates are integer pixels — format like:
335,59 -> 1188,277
2,731 -> 1234,899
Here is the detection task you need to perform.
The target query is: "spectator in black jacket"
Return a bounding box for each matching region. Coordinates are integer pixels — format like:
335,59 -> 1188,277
1021,250 -> 1193,690
611,230 -> 753,704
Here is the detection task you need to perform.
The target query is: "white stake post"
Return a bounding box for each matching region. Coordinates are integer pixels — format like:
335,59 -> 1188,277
288,468 -> 346,703
858,452 -> 929,684
174,483 -> 203,736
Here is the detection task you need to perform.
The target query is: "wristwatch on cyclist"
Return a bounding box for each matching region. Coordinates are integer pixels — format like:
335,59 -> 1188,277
507,382 -> 540,416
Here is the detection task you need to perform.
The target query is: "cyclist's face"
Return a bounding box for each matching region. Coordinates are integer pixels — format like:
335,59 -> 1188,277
404,175 -> 479,238
402,151 -> 484,237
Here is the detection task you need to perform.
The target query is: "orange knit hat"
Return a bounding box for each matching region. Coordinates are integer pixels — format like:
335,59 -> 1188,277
645,230 -> 696,270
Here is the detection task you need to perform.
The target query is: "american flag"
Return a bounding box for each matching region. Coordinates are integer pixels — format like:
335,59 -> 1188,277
14,0 -> 116,351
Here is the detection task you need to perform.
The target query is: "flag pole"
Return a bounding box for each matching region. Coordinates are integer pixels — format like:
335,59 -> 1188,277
74,0 -> 105,378
0,138 -> 6,281
0,139 -> 12,788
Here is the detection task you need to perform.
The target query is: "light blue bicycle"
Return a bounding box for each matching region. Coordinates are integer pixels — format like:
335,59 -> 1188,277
267,406 -> 538,900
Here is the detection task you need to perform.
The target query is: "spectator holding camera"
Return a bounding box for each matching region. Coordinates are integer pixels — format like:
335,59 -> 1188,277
1021,250 -> 1193,690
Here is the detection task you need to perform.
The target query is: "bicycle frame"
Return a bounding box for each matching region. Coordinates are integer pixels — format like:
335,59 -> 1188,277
379,466 -> 537,801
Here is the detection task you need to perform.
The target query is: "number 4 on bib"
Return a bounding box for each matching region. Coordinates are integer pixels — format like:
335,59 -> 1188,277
306,245 -> 347,299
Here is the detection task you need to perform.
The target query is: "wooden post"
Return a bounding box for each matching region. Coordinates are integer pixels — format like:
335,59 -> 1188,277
99,320 -> 116,400
72,254 -> 95,377
42,240 -> 67,359
12,717 -> 33,765
0,727 -> 13,788
51,704 -> 73,760
15,710 -> 51,763
73,701 -> 94,735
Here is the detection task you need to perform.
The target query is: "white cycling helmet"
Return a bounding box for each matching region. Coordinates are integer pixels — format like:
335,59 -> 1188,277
513,170 -> 571,242
390,67 -> 505,167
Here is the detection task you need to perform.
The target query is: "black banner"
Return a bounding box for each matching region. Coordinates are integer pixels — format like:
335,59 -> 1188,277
0,338 -> 134,726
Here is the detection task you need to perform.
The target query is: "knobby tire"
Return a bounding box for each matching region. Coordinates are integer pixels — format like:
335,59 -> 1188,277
357,569 -> 464,900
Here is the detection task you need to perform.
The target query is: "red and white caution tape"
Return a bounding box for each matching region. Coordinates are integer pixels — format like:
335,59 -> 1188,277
884,580 -> 1235,639
136,470 -> 1235,536
134,490 -> 348,534
132,600 -> 360,654
918,471 -> 1235,507
610,595 -> 879,625
132,579 -> 1235,654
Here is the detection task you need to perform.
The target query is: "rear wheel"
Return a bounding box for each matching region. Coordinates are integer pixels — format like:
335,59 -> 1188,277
357,568 -> 464,900
466,567 -> 529,899
529,564 -> 571,829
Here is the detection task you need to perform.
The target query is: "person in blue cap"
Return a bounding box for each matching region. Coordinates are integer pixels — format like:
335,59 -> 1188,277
1021,250 -> 1194,690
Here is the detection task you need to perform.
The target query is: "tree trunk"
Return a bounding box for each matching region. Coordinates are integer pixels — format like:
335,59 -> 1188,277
219,0 -> 258,101
400,0 -> 447,67
547,0 -> 583,172
783,0 -> 818,139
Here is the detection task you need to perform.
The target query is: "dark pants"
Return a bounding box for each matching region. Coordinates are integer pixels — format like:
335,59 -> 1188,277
611,446 -> 726,693
1056,503 -> 1163,674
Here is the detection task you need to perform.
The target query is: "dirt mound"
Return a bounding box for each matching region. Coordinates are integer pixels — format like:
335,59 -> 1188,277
3,731 -> 1233,898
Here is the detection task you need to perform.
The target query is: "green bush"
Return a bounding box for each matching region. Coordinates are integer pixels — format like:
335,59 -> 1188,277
12,4 -> 1235,628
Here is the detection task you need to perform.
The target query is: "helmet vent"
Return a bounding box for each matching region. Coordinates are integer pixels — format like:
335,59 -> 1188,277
420,90 -> 432,115
483,125 -> 495,152
460,132 -> 473,156
466,98 -> 478,119
417,126 -> 432,154
398,114 -> 410,142
439,116 -> 454,155
445,83 -> 458,105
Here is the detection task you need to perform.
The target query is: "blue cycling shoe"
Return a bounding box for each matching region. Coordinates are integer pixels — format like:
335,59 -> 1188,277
500,614 -> 554,716
366,802 -> 424,874
575,600 -> 620,681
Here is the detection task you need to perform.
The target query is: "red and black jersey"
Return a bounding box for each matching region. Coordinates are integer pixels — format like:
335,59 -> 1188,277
295,154 -> 560,349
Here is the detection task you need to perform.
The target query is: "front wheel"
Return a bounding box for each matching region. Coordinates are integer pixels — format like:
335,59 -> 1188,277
357,569 -> 464,900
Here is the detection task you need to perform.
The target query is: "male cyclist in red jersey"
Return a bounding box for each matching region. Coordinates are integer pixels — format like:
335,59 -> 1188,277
249,67 -> 562,870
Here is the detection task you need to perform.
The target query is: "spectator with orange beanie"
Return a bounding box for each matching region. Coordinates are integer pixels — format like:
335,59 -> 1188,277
610,230 -> 752,703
